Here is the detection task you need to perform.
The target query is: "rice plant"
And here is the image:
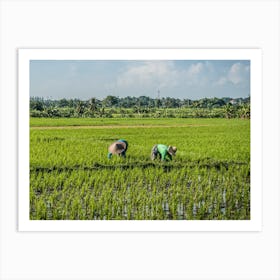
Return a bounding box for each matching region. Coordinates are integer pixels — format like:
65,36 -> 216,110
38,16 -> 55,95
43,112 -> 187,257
30,118 -> 250,220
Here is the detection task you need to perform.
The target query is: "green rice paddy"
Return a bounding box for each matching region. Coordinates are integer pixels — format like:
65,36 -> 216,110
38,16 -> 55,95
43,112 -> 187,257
30,118 -> 250,220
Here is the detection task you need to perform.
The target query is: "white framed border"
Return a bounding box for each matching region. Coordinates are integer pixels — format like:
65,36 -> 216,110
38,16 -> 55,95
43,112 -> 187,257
18,48 -> 262,232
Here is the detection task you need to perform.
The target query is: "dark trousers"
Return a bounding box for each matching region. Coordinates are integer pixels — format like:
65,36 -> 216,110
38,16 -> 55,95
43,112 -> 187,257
151,145 -> 159,160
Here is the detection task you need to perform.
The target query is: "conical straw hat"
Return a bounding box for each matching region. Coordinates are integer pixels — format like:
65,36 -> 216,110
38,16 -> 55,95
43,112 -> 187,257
108,141 -> 127,155
168,146 -> 177,155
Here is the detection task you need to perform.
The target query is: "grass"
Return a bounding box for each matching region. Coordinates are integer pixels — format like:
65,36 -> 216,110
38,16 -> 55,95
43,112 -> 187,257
30,117 -> 250,220
30,117 -> 245,127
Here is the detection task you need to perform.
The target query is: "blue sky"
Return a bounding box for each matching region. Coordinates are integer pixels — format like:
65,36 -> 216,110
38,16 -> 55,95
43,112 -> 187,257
30,60 -> 250,100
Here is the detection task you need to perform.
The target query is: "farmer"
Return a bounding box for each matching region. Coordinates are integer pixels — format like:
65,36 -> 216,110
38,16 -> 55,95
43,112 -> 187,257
108,139 -> 128,159
151,144 -> 177,161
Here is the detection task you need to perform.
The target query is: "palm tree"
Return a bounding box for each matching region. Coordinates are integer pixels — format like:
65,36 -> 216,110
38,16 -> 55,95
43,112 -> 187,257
238,104 -> 250,119
223,104 -> 235,119
88,98 -> 98,116
76,101 -> 85,117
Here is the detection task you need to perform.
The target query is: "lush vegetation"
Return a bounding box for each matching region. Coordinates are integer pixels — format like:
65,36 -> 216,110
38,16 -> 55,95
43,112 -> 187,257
30,118 -> 250,220
30,96 -> 250,119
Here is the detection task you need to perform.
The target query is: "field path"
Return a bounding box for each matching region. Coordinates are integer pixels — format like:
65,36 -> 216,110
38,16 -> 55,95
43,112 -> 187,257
30,124 -> 210,129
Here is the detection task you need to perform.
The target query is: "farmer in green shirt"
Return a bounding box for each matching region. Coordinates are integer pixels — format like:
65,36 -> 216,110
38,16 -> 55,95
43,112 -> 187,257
151,144 -> 177,161
108,139 -> 128,159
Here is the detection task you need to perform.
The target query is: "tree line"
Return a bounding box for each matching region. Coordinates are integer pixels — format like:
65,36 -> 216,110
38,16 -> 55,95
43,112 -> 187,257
30,95 -> 250,119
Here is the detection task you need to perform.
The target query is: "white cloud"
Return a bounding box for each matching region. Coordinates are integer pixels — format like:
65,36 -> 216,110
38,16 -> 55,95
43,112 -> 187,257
115,61 -> 216,95
184,62 -> 210,86
214,62 -> 250,87
227,62 -> 249,85
215,76 -> 227,86
116,61 -> 178,90
114,61 -> 250,97
187,62 -> 204,75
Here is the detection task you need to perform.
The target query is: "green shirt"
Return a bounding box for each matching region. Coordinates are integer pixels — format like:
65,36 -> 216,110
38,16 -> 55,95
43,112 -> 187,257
157,144 -> 172,161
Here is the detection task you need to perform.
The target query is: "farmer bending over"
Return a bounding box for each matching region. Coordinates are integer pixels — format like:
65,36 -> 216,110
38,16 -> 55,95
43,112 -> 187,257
151,144 -> 177,161
108,139 -> 128,159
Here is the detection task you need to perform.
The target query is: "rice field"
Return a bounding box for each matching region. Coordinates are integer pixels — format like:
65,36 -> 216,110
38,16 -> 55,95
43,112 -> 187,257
30,118 -> 250,220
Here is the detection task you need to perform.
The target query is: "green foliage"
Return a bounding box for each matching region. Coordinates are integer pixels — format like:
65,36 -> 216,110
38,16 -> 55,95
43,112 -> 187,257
29,96 -> 250,119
